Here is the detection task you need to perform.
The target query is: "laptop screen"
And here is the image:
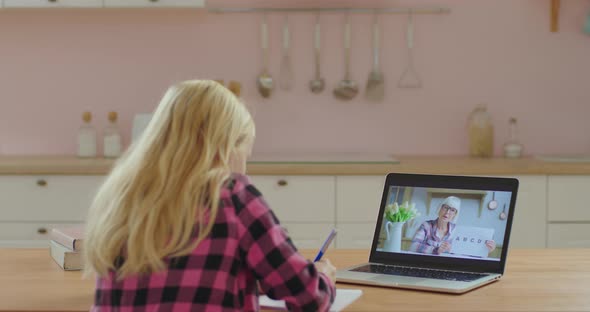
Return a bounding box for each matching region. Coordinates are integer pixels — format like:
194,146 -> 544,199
370,173 -> 518,273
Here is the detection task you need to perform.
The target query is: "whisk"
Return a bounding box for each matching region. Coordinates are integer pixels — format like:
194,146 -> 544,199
398,11 -> 422,89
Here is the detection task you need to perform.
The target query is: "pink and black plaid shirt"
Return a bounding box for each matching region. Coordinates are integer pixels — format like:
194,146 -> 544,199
92,173 -> 335,311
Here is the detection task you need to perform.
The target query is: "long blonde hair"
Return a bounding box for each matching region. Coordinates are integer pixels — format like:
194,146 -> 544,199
84,80 -> 254,278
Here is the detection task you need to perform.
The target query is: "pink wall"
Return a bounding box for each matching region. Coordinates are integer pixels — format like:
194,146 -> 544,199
1,0 -> 590,156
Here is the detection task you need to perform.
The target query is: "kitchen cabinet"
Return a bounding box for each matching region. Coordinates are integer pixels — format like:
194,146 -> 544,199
254,175 -> 383,249
249,176 -> 336,223
546,176 -> 590,248
335,176 -> 384,249
103,0 -> 205,8
248,175 -> 337,249
0,175 -> 103,247
0,170 -> 583,249
336,223 -> 376,249
500,175 -> 547,248
252,174 -> 557,250
336,176 -> 385,223
282,223 -> 335,249
0,175 -> 104,222
2,0 -> 103,8
548,223 -> 590,248
547,176 -> 590,222
0,221 -> 83,248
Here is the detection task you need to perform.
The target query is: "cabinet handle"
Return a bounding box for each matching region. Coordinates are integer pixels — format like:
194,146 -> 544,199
37,228 -> 48,235
48,0 -> 57,2
149,0 -> 159,2
277,179 -> 288,186
36,179 -> 48,187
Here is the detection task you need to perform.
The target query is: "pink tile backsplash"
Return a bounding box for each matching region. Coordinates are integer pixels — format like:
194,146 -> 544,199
1,0 -> 589,156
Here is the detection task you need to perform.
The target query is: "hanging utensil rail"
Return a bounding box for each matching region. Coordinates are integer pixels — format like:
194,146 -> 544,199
208,7 -> 451,14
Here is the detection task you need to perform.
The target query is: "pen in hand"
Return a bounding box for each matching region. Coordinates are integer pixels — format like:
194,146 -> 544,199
314,228 -> 337,262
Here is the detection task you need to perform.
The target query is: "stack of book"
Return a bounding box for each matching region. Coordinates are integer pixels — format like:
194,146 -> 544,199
49,226 -> 84,271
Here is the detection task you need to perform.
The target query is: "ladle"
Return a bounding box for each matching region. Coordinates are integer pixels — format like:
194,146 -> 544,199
333,14 -> 358,101
309,14 -> 325,94
257,15 -> 273,98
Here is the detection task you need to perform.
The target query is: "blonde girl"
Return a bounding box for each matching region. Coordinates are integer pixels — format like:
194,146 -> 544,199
84,80 -> 335,311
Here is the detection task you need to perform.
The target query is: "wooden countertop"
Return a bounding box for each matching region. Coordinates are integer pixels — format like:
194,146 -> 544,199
3,248 -> 590,311
1,155 -> 590,175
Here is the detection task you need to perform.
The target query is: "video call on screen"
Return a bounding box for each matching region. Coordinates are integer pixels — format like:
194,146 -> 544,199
376,186 -> 512,262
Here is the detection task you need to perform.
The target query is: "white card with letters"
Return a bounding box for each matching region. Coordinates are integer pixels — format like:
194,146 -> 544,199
450,226 -> 494,258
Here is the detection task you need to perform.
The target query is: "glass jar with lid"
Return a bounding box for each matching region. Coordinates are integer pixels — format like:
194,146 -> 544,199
467,104 -> 494,157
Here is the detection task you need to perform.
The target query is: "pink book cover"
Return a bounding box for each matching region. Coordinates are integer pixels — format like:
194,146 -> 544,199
50,226 -> 84,251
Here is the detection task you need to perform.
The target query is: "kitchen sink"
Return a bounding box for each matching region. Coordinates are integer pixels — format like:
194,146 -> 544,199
536,155 -> 590,163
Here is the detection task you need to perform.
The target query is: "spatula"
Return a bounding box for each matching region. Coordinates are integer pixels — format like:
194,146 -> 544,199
365,13 -> 384,101
279,15 -> 294,91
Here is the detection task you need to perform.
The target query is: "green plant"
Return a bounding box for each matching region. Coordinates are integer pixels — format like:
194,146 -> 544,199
384,201 -> 419,223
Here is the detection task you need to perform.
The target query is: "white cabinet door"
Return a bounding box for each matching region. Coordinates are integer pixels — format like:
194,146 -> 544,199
3,0 -> 103,7
104,0 -> 204,7
282,223 -> 335,250
250,176 -> 336,223
503,175 -> 548,248
336,176 -> 385,223
336,223 -> 376,249
548,224 -> 590,248
0,175 -> 104,221
548,176 -> 590,222
0,221 -> 83,248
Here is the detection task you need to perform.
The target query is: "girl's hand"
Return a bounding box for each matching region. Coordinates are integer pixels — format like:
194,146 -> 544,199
314,258 -> 336,286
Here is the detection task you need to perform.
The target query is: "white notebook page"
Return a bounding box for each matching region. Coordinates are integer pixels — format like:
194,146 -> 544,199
259,289 -> 363,311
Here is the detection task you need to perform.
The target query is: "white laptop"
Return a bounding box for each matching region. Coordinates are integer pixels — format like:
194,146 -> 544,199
336,173 -> 519,294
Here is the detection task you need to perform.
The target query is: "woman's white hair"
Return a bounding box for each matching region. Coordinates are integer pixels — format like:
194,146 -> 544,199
436,196 -> 461,223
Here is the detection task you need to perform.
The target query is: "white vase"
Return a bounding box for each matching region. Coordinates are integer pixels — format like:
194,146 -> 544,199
383,221 -> 405,253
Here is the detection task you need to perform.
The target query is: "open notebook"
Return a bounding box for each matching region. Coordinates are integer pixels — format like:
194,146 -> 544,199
259,289 -> 362,311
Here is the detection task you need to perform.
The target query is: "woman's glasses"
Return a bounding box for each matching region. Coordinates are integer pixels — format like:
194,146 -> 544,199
441,204 -> 458,214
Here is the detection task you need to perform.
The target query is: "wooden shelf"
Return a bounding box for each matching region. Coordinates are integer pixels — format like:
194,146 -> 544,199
425,189 -> 487,217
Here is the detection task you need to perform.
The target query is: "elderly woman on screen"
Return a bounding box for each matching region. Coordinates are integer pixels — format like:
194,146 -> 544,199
409,196 -> 496,255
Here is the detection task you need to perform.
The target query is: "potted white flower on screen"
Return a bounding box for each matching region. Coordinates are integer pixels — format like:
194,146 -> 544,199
383,201 -> 419,252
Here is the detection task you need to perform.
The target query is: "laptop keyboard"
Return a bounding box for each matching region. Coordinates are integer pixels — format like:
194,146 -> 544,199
351,264 -> 489,282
